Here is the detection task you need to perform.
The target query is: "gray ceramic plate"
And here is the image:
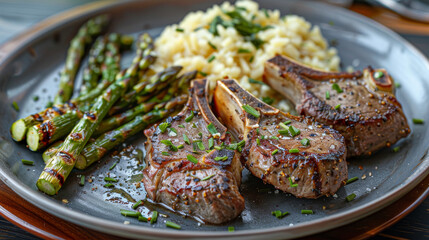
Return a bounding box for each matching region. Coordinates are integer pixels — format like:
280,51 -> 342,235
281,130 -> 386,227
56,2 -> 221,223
0,0 -> 428,239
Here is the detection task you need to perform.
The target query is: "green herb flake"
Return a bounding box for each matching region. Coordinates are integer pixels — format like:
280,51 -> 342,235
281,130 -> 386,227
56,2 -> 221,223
192,123 -> 197,128
284,120 -> 291,125
412,118 -> 424,124
278,129 -> 289,136
335,104 -> 341,110
202,174 -> 215,181
138,216 -> 148,222
45,101 -> 53,108
325,91 -> 330,100
289,148 -> 299,153
196,141 -> 205,150
104,177 -> 118,182
228,226 -> 235,232
395,82 -> 401,88
289,177 -> 298,187
301,209 -> 314,214
183,134 -> 191,145
208,55 -> 216,63
272,210 -> 289,219
120,209 -> 140,218
159,122 -> 171,133
256,138 -> 261,146
166,221 -> 181,230
300,138 -> 310,146
208,41 -> 217,50
346,193 -> 356,202
270,136 -> 279,140
214,155 -> 228,161
263,8 -> 269,18
288,126 -> 301,137
12,101 -> 19,111
346,177 -> 359,185
104,183 -> 114,188
392,146 -> 400,152
373,71 -> 384,79
207,123 -> 218,135
177,144 -> 184,150
271,149 -> 278,155
208,137 -> 214,149
332,83 -> 343,93
176,28 -> 184,32
242,104 -> 260,118
238,48 -> 251,53
33,96 -> 39,101
150,211 -> 158,224
109,161 -> 118,170
199,71 -> 208,77
187,154 -> 198,164
185,111 -> 194,122
162,152 -> 171,156
262,96 -> 274,105
132,200 -> 144,209
249,55 -> 254,63
79,175 -> 85,186
249,78 -> 264,84
178,124 -> 185,128
21,159 -> 34,165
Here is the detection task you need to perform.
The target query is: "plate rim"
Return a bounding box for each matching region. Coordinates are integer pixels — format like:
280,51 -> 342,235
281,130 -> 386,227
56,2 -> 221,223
0,0 -> 428,239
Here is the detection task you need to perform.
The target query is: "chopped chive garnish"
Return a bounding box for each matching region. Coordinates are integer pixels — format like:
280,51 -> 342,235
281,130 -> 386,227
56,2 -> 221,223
256,138 -> 261,146
183,134 -> 191,145
335,104 -> 341,110
237,140 -> 245,147
346,177 -> 358,185
263,8 -> 269,18
270,136 -> 279,140
278,129 -> 289,135
271,149 -> 278,155
104,183 -> 114,188
395,82 -> 401,88
412,118 -> 424,124
177,144 -> 184,150
138,216 -> 148,222
198,132 -> 203,138
289,126 -> 301,137
187,155 -> 198,164
214,146 -> 222,150
132,200 -> 143,209
199,71 -> 208,77
262,96 -> 274,105
178,124 -> 185,128
301,210 -> 314,214
238,48 -> 251,53
159,122 -> 171,133
196,141 -> 205,150
150,211 -> 158,224
120,209 -> 140,218
289,177 -> 298,187
289,148 -> 299,153
279,122 -> 288,129
332,83 -> 343,93
249,55 -> 254,63
300,138 -> 310,146
208,41 -> 217,50
166,221 -> 181,229
284,120 -> 291,125
373,71 -> 384,79
169,127 -> 178,134
272,210 -> 289,219
45,101 -> 53,108
185,111 -> 194,122
202,174 -> 215,181
346,193 -> 356,202
392,146 -> 400,152
160,139 -> 178,151
261,135 -> 265,140
176,28 -> 184,32
208,55 -> 216,63
228,226 -> 235,232
214,156 -> 228,161
208,138 -> 214,149
207,123 -> 218,135
227,143 -> 237,150
12,101 -> 19,111
104,177 -> 118,182
79,175 -> 85,186
109,160 -> 118,170
242,105 -> 260,118
192,123 -> 197,128
326,91 -> 330,100
249,78 -> 264,84
162,152 -> 171,156
256,128 -> 260,134
33,95 -> 39,101
21,159 -> 34,165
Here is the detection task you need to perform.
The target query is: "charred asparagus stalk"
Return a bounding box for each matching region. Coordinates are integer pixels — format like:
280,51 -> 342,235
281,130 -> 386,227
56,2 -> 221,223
36,34 -> 153,195
54,15 -> 109,105
79,36 -> 107,96
76,95 -> 187,169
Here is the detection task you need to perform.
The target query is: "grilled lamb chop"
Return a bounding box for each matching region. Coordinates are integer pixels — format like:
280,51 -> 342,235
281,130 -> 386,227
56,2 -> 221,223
142,79 -> 244,224
213,79 -> 347,199
264,55 -> 410,157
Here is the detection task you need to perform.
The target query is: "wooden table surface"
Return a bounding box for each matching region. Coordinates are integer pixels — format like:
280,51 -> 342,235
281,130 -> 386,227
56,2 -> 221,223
0,1 -> 428,239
